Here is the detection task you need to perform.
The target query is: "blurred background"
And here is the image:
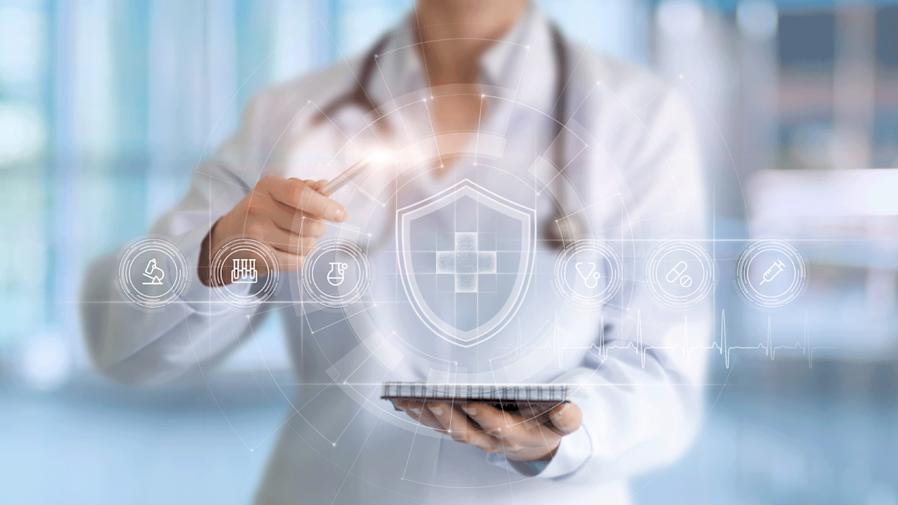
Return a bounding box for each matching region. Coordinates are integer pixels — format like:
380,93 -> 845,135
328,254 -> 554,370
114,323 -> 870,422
2,0 -> 897,503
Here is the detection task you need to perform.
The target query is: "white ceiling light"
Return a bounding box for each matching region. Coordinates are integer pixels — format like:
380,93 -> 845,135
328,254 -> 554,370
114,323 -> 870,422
737,0 -> 778,42
657,0 -> 705,41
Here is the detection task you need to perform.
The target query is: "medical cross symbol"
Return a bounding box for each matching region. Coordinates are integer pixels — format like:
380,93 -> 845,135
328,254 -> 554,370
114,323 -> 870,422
436,232 -> 497,293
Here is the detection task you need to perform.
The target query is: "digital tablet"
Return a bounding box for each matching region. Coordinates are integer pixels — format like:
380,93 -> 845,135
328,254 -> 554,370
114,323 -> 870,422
381,382 -> 570,414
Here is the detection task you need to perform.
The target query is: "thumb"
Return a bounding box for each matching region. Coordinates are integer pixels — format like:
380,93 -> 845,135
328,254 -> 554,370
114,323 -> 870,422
549,402 -> 582,435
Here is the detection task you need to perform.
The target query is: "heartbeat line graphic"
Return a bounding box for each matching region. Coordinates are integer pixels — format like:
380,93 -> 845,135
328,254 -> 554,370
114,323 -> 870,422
510,311 -> 835,369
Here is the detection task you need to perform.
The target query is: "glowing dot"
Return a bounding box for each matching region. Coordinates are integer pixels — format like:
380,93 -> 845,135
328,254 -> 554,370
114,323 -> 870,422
332,443 -> 336,447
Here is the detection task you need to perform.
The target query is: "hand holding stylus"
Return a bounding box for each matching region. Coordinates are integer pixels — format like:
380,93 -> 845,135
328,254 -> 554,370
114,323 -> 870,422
199,154 -> 388,287
199,176 -> 347,287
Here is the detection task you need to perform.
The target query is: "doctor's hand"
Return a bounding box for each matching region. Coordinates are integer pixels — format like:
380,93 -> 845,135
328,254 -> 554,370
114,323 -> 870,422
200,176 -> 347,287
396,401 -> 583,463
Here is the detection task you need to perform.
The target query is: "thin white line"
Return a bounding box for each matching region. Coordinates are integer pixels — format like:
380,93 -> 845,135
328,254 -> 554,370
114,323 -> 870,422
329,414 -> 380,505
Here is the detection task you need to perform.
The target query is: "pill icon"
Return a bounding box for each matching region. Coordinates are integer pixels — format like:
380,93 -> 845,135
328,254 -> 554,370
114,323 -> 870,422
665,261 -> 688,283
665,261 -> 693,288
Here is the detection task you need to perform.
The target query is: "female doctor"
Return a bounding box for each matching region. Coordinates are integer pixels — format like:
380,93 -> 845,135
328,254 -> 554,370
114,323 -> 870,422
82,0 -> 710,503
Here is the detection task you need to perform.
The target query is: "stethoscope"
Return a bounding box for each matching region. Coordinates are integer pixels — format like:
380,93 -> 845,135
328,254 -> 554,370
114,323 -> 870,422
311,24 -> 589,252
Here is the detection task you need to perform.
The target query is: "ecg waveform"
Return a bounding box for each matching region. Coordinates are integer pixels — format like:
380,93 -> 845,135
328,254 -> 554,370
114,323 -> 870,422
515,311 -> 835,369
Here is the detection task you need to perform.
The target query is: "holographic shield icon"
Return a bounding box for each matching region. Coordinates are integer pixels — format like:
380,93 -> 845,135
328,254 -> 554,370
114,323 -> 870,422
397,179 -> 536,347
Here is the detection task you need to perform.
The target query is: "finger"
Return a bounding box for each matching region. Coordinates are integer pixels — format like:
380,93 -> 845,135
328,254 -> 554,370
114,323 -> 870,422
269,249 -> 304,272
295,183 -> 346,221
428,402 -> 496,453
235,217 -> 316,256
459,403 -> 524,439
267,176 -> 346,222
398,401 -> 444,432
513,406 -> 547,431
548,403 -> 583,435
266,205 -> 328,238
265,227 -> 317,256
305,179 -> 328,192
293,212 -> 328,238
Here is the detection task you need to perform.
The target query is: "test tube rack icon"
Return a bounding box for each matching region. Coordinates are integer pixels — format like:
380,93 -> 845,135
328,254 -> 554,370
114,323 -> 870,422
231,258 -> 258,284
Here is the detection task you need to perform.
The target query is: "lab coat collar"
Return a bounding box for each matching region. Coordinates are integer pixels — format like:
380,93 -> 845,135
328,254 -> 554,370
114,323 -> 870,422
376,5 -> 556,111
477,6 -> 542,89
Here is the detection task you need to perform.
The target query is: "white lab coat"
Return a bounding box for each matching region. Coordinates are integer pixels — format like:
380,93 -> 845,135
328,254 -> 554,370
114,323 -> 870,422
82,7 -> 710,504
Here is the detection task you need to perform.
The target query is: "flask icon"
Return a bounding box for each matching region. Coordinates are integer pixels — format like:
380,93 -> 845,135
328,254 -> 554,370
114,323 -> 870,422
327,262 -> 349,286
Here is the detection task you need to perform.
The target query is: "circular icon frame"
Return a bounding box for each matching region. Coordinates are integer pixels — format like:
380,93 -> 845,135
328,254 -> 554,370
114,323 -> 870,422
210,238 -> 280,308
645,240 -> 715,308
301,239 -> 371,310
735,240 -> 807,309
116,238 -> 189,310
554,240 -> 622,308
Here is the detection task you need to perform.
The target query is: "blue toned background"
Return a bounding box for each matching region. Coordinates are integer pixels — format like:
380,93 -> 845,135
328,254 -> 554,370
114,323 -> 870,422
2,0 -> 898,503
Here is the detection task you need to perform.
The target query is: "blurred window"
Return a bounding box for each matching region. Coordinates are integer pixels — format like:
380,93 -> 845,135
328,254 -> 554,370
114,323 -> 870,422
876,5 -> 898,69
778,11 -> 835,70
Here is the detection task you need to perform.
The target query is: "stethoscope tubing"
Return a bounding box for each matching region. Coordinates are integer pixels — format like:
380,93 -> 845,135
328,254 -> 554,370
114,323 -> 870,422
311,24 -> 588,251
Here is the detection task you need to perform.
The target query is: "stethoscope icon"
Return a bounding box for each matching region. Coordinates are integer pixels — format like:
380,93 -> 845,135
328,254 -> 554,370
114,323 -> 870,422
575,262 -> 601,289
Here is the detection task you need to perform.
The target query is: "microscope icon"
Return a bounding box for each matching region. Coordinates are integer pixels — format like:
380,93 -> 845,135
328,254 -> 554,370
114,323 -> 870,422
142,258 -> 165,285
575,262 -> 601,289
327,262 -> 349,286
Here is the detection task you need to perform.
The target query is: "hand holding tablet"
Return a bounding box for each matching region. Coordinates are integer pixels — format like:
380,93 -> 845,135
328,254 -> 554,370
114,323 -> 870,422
383,383 -> 582,463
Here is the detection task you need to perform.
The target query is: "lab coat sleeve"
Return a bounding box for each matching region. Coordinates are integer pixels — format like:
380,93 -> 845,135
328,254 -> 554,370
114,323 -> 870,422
81,93 -> 279,385
527,86 -> 711,481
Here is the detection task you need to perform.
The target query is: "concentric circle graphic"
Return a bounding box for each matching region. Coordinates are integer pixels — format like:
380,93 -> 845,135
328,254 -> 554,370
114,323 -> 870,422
554,240 -> 622,308
735,240 -> 807,309
116,237 -> 188,310
301,238 -> 371,309
645,240 -> 714,308
210,238 -> 280,308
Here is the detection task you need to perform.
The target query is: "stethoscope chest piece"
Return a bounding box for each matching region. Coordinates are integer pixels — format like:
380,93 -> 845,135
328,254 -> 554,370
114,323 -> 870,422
545,212 -> 590,250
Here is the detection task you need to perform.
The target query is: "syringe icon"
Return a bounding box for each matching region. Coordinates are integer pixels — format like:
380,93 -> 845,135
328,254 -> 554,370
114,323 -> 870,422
759,259 -> 786,285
